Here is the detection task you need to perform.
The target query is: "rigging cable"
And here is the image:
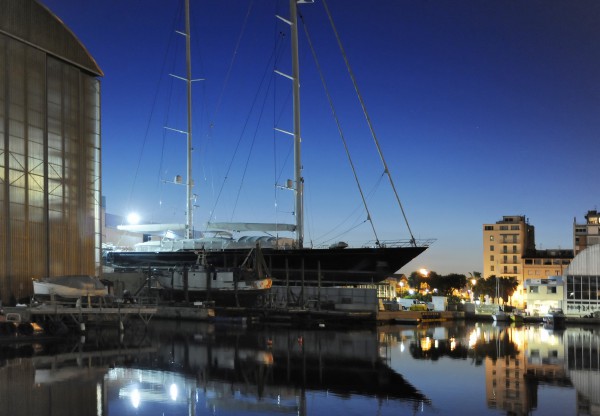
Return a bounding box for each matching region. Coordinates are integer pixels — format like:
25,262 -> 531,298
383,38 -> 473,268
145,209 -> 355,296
322,0 -> 417,247
121,3 -> 182,231
299,11 -> 381,246
204,31 -> 287,228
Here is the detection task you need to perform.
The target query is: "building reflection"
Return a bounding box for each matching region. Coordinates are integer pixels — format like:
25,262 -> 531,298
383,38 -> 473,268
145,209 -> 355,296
386,322 -> 599,415
473,324 -> 598,415
1,321 -> 599,415
0,321 -> 429,416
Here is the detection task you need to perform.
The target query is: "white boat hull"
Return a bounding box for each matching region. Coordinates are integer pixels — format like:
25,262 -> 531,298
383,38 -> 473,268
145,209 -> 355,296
33,275 -> 108,299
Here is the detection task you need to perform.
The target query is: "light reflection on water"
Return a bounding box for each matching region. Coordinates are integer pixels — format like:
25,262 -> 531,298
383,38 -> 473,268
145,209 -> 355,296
0,320 -> 597,415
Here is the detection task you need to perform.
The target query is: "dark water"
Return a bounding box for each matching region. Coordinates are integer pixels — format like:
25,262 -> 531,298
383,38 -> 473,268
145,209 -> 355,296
0,319 -> 596,416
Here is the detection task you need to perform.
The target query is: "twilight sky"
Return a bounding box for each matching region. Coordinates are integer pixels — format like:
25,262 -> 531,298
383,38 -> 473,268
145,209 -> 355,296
40,0 -> 599,275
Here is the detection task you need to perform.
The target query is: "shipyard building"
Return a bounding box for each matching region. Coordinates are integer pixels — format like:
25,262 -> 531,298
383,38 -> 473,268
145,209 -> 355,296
0,0 -> 103,303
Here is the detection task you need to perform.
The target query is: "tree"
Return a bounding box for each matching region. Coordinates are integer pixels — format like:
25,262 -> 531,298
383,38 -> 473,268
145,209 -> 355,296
499,276 -> 519,304
471,275 -> 519,304
430,273 -> 467,297
473,275 -> 496,301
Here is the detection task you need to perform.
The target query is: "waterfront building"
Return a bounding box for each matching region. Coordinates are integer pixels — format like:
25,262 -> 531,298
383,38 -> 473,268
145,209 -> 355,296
522,249 -> 573,312
523,276 -> 565,316
0,1 -> 102,303
564,244 -> 600,317
482,216 -> 535,306
573,209 -> 600,256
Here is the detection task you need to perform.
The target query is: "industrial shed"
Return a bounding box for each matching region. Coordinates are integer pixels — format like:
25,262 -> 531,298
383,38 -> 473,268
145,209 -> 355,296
0,0 -> 103,303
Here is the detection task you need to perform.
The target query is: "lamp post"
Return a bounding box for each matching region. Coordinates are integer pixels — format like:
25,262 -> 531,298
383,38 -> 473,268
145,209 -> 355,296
470,278 -> 477,302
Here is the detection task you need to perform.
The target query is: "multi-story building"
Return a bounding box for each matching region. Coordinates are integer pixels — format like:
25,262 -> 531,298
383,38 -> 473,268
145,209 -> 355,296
483,216 -> 535,306
522,249 -> 573,281
573,210 -> 600,256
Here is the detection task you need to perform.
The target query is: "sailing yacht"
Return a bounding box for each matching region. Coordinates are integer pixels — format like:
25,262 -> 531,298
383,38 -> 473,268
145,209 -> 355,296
109,0 -> 429,285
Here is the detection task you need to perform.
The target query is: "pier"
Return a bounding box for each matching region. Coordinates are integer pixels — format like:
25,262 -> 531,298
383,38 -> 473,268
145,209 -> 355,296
4,303 -> 157,335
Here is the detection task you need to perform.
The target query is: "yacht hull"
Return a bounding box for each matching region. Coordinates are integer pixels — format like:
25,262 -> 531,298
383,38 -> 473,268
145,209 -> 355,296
108,245 -> 427,284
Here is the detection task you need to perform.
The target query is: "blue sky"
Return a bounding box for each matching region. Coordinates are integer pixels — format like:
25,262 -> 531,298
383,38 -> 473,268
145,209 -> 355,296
41,0 -> 599,275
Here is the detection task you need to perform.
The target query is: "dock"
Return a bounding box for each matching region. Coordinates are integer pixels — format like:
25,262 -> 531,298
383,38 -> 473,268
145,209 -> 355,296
4,303 -> 157,335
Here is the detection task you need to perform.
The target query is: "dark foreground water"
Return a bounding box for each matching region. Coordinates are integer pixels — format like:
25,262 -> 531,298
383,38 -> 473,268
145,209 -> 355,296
0,318 -> 597,416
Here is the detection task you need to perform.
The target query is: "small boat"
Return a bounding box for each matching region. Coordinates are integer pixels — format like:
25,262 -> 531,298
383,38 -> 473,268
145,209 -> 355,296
492,309 -> 510,322
33,275 -> 108,299
543,308 -> 566,329
510,310 -> 524,324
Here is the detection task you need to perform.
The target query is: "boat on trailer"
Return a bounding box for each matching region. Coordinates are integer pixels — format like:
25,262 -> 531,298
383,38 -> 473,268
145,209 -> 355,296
33,275 -> 108,300
152,245 -> 273,307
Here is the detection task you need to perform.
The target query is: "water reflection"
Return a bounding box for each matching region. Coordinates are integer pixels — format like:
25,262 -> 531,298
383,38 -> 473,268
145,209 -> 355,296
0,321 -> 598,415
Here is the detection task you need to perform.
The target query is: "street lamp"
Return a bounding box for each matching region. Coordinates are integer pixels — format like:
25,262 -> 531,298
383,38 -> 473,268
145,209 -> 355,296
470,278 -> 477,302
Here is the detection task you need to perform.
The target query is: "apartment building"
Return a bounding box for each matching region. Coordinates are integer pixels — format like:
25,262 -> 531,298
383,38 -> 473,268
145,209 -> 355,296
482,216 -> 535,279
482,216 -> 535,307
573,210 -> 600,256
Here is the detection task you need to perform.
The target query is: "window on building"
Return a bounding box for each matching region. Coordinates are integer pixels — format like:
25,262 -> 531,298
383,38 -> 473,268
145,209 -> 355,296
529,286 -> 538,293
490,255 -> 495,261
490,245 -> 494,251
503,255 -> 507,263
513,266 -> 518,273
491,265 -> 495,272
500,225 -> 508,230
513,235 -> 518,243
525,259 -> 533,265
547,287 -> 557,294
504,266 -> 508,273
485,226 -> 494,231
511,225 -> 520,230
513,255 -> 517,263
513,245 -> 517,253
503,246 -> 507,253
590,278 -> 598,300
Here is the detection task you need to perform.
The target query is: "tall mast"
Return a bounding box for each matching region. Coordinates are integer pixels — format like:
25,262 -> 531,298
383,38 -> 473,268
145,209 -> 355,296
290,0 -> 303,248
184,0 -> 193,239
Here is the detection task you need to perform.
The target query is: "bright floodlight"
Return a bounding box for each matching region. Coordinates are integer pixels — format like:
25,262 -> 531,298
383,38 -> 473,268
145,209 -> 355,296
419,268 -> 430,277
127,212 -> 140,225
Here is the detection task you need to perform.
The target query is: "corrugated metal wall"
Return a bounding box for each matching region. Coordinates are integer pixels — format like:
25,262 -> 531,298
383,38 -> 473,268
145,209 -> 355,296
0,31 -> 101,304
